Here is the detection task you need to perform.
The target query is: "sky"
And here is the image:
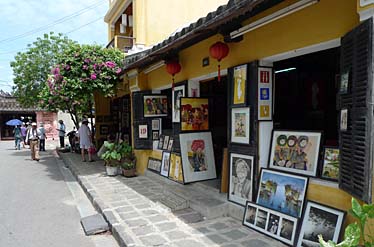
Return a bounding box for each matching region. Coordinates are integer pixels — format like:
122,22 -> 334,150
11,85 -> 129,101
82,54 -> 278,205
0,0 -> 109,92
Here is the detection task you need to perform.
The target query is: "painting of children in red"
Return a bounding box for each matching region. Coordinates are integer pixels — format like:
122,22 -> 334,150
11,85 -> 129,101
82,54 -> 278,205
180,98 -> 209,131
143,95 -> 168,117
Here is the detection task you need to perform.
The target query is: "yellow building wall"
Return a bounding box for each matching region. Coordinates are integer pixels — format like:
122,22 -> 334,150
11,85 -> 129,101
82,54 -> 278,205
130,0 -> 369,227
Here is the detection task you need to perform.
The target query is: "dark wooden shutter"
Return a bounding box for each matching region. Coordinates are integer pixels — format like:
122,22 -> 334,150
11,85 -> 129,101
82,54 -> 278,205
339,18 -> 374,202
132,91 -> 153,149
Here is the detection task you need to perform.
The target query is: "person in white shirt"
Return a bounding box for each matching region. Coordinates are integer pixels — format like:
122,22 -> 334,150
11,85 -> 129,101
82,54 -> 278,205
38,122 -> 47,151
57,120 -> 66,148
78,119 -> 93,162
26,122 -> 40,161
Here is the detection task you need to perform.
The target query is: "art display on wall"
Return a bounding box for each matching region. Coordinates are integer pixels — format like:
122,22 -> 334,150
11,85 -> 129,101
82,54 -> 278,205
243,201 -> 299,246
152,119 -> 160,130
160,152 -> 171,177
169,153 -> 184,183
268,130 -> 322,177
321,147 -> 340,181
231,107 -> 250,144
162,135 -> 170,150
143,95 -> 168,117
152,131 -> 159,140
256,169 -> 308,217
147,158 -> 162,173
296,201 -> 345,247
340,108 -> 348,131
158,135 -> 164,149
139,124 -> 148,139
167,138 -> 174,151
229,153 -> 254,206
233,65 -> 247,106
340,70 -> 349,94
258,67 -> 273,120
179,132 -> 216,183
172,84 -> 186,123
180,97 -> 209,131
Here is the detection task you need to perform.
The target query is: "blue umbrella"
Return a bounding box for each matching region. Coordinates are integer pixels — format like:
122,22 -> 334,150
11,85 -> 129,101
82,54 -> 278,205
6,119 -> 23,126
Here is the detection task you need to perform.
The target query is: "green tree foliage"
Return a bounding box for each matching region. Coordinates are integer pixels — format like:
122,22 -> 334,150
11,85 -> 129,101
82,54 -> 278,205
39,43 -> 124,128
10,32 -> 76,106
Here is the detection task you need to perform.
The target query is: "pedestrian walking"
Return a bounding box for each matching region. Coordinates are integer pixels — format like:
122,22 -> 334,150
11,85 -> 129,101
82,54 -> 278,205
57,120 -> 66,148
78,119 -> 93,162
67,127 -> 77,153
26,122 -> 40,161
39,122 -> 47,151
13,125 -> 22,150
20,123 -> 27,148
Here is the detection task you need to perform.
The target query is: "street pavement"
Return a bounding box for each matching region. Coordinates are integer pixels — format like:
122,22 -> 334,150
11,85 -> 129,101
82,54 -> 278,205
0,140 -> 118,247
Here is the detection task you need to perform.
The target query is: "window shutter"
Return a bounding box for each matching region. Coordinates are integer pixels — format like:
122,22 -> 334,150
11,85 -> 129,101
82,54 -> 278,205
339,18 -> 374,202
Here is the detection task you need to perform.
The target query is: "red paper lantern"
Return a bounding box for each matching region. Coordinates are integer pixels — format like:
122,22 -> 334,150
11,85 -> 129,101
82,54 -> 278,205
166,60 -> 181,90
209,41 -> 229,82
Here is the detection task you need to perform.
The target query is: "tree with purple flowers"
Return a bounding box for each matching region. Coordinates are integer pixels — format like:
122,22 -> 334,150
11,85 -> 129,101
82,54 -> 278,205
39,43 -> 124,128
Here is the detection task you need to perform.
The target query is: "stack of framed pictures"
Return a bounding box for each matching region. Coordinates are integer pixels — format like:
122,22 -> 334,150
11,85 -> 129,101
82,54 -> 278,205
158,134 -> 173,152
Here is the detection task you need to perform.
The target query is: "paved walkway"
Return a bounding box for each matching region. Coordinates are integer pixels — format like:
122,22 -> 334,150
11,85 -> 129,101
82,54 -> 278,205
59,152 -> 287,247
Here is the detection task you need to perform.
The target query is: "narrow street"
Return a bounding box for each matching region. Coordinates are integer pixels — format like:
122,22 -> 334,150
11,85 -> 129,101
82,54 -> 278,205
0,140 -> 117,247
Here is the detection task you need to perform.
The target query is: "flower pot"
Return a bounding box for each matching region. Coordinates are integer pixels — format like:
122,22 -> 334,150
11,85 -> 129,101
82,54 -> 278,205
122,168 -> 136,177
106,166 -> 118,176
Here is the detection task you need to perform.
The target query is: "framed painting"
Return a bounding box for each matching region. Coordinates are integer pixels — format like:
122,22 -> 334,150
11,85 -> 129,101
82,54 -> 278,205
258,67 -> 273,121
163,135 -> 170,150
160,152 -> 171,177
297,201 -> 346,247
339,70 -> 349,94
243,201 -> 299,246
158,135 -> 164,149
169,153 -> 184,184
99,125 -> 109,135
147,158 -> 162,173
152,131 -> 159,140
256,169 -> 308,217
180,97 -> 209,132
143,95 -> 168,117
340,108 -> 348,131
172,84 -> 186,123
138,124 -> 148,139
179,132 -> 216,183
229,153 -> 254,206
167,138 -> 174,151
233,64 -> 247,106
152,119 -> 160,130
268,130 -> 322,177
231,107 -> 250,144
320,147 -> 340,182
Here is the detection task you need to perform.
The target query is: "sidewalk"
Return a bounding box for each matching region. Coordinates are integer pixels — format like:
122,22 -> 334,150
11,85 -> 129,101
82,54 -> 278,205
59,152 -> 287,247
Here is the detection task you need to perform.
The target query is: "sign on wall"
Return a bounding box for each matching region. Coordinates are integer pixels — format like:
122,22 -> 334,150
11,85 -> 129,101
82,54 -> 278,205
258,67 -> 273,121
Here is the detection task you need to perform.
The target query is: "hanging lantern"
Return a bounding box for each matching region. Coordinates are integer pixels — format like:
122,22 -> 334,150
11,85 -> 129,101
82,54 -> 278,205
209,41 -> 229,82
166,60 -> 181,90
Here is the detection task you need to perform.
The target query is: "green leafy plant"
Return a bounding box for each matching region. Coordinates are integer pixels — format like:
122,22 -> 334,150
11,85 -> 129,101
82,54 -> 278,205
120,143 -> 136,170
319,198 -> 374,247
100,141 -> 135,168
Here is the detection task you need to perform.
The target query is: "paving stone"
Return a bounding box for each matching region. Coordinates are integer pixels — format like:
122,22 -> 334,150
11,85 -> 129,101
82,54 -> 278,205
171,239 -> 205,247
206,234 -> 228,244
208,222 -> 228,231
148,215 -> 169,223
178,212 -> 204,223
110,200 -> 129,207
115,205 -> 135,213
142,209 -> 160,216
155,222 -> 178,232
132,225 -> 156,236
112,224 -> 136,246
80,214 -> 109,235
119,212 -> 140,220
165,230 -> 190,240
124,218 -> 149,227
222,229 -> 247,240
140,234 -> 168,246
242,239 -> 272,247
134,203 -> 152,209
195,227 -> 210,234
173,208 -> 195,216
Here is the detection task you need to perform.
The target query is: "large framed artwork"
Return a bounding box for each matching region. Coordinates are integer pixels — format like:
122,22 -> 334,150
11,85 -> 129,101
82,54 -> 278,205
256,169 -> 308,217
229,153 -> 254,206
320,147 -> 340,182
296,201 -> 345,247
243,201 -> 299,246
231,107 -> 250,144
180,97 -> 209,132
143,95 -> 168,117
172,84 -> 186,123
233,65 -> 247,106
179,132 -> 216,183
147,158 -> 162,173
268,130 -> 322,177
160,152 -> 171,177
169,153 -> 184,184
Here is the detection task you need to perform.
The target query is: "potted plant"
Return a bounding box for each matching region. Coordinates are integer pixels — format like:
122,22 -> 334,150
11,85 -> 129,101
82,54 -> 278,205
120,143 -> 136,177
100,141 -> 122,176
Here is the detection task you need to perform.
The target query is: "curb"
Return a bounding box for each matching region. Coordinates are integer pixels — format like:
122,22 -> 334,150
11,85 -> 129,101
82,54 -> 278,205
57,151 -> 127,247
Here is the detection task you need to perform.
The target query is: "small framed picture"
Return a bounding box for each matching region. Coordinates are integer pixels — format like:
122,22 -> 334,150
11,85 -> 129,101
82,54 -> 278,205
163,135 -> 170,150
320,147 -> 340,182
232,64 -> 247,106
158,135 -> 164,149
340,108 -> 348,131
296,201 -> 346,247
139,124 -> 148,139
160,152 -> 171,177
152,131 -> 159,140
147,158 -> 162,173
99,125 -> 109,135
339,70 -> 349,94
231,107 -> 250,144
167,138 -> 174,151
152,119 -> 160,130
